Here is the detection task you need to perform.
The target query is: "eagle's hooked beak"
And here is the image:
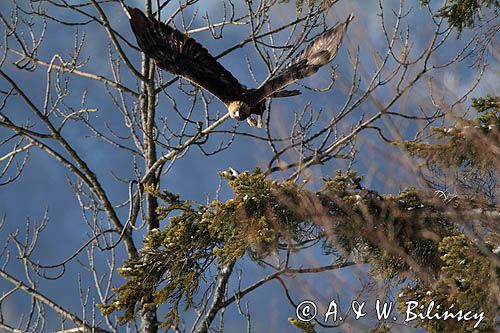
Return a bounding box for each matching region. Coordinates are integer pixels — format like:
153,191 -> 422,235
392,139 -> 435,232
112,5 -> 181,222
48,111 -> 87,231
227,101 -> 243,120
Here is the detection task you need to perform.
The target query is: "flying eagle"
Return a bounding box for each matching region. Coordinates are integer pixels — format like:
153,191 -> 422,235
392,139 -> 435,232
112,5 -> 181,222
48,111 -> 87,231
125,6 -> 353,127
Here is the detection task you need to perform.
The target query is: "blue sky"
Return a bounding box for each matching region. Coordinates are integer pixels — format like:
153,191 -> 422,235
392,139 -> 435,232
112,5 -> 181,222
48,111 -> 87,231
0,0 -> 498,332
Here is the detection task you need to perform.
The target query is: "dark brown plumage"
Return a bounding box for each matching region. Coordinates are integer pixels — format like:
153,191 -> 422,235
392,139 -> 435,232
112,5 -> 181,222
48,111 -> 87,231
126,7 -> 353,127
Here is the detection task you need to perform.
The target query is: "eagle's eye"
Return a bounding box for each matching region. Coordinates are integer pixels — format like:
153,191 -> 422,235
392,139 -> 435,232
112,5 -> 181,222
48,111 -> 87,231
228,101 -> 243,120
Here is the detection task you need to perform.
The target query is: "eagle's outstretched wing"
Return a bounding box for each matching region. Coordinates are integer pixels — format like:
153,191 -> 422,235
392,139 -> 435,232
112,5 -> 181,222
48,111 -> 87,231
127,7 -> 246,104
248,14 -> 354,105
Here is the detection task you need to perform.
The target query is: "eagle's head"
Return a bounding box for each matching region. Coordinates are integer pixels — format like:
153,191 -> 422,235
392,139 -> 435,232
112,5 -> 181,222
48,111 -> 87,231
227,101 -> 251,120
227,101 -> 263,128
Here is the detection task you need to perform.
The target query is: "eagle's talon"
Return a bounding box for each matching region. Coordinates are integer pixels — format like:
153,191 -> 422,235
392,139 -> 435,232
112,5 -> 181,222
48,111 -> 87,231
247,117 -> 257,127
257,115 -> 263,128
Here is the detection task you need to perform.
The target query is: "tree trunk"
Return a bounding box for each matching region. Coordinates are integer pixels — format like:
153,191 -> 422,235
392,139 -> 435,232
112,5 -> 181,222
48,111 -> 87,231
193,263 -> 235,333
140,1 -> 159,331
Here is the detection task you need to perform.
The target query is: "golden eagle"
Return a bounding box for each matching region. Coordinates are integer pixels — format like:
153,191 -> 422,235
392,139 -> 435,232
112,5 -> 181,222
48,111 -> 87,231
126,6 -> 353,127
